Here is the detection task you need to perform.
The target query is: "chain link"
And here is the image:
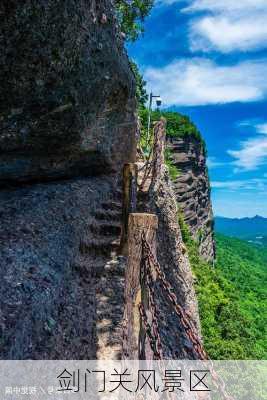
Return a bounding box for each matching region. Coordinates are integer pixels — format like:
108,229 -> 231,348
139,303 -> 161,360
139,232 -> 234,400
141,232 -> 207,360
141,255 -> 163,359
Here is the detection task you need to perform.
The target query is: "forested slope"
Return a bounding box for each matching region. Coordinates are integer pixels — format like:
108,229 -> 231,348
180,217 -> 267,359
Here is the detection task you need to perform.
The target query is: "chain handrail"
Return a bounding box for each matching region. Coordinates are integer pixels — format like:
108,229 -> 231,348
141,253 -> 163,359
139,231 -> 234,400
141,231 -> 207,360
139,118 -> 166,190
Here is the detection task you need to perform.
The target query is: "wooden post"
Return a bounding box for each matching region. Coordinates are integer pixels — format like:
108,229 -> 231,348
122,213 -> 158,359
151,117 -> 166,184
120,163 -> 138,254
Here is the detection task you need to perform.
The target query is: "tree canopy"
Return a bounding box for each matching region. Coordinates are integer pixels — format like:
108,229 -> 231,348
179,214 -> 267,360
115,0 -> 154,41
130,60 -> 148,108
139,108 -> 207,152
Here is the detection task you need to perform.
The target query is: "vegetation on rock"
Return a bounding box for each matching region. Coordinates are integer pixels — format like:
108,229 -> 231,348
139,109 -> 206,150
179,213 -> 267,359
164,148 -> 180,181
130,60 -> 149,108
137,107 -> 207,181
130,62 -> 206,154
115,0 -> 154,41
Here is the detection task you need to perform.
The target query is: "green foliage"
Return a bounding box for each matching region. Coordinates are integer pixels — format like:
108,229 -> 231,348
179,213 -> 267,359
165,148 -> 180,181
197,228 -> 204,244
179,211 -> 193,245
115,0 -> 154,41
139,109 -> 207,155
130,60 -> 148,109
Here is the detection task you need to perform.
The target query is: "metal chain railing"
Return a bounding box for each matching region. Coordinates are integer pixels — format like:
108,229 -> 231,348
139,303 -> 161,360
139,118 -> 166,191
121,118 -> 233,399
139,231 -> 234,400
140,253 -> 163,359
141,231 -> 206,360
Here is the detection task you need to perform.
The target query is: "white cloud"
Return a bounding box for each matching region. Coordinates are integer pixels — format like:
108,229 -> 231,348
207,157 -> 224,169
256,123 -> 267,135
228,120 -> 267,171
190,15 -> 267,53
182,0 -> 267,53
144,58 -> 267,107
228,136 -> 267,172
212,180 -> 245,190
238,120 -> 267,134
156,0 -> 267,53
183,0 -> 267,13
212,178 -> 267,191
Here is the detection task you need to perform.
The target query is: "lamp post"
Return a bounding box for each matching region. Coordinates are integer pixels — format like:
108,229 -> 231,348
146,92 -> 162,148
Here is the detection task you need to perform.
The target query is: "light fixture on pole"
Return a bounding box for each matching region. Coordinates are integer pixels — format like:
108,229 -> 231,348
146,92 -> 162,148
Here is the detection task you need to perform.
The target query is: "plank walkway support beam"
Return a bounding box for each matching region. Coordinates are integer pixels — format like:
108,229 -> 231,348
151,117 -> 167,185
122,213 -> 158,359
120,163 -> 138,254
139,117 -> 167,192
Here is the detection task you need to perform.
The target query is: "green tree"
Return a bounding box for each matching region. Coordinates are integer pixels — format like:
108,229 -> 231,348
130,60 -> 148,108
179,213 -> 267,360
138,109 -> 207,155
115,0 -> 154,41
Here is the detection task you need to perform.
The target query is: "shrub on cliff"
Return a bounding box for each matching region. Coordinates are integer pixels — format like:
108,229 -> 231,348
139,109 -> 206,151
130,60 -> 148,108
115,0 -> 154,41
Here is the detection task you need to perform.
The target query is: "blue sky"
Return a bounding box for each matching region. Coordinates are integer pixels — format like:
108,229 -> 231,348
128,0 -> 267,218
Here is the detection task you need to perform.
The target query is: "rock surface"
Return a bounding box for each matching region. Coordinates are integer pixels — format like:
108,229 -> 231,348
139,166 -> 202,359
0,1 -> 136,359
0,176 -> 125,359
169,136 -> 215,261
0,1 -> 210,362
0,0 -> 136,184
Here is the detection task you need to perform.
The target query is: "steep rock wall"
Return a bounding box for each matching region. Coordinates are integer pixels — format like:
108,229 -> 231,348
0,0 -> 136,184
0,177 -> 123,359
0,1 -> 136,359
137,157 -> 201,359
169,136 -> 215,261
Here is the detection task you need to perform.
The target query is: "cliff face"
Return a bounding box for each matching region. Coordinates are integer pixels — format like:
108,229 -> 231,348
145,168 -> 201,358
0,2 -> 211,361
0,0 -> 136,359
0,177 -> 124,359
169,136 -> 215,261
0,0 -> 136,184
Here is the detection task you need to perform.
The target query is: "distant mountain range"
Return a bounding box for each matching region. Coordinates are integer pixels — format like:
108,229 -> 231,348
215,215 -> 267,246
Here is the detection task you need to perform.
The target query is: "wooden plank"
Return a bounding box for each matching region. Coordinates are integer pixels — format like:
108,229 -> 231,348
151,117 -> 167,184
120,163 -> 138,255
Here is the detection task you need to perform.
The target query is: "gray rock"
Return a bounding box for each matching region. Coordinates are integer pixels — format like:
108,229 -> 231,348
0,0 -> 137,184
0,175 -> 122,359
169,136 -> 215,261
143,167 -> 202,359
0,0 -> 136,360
